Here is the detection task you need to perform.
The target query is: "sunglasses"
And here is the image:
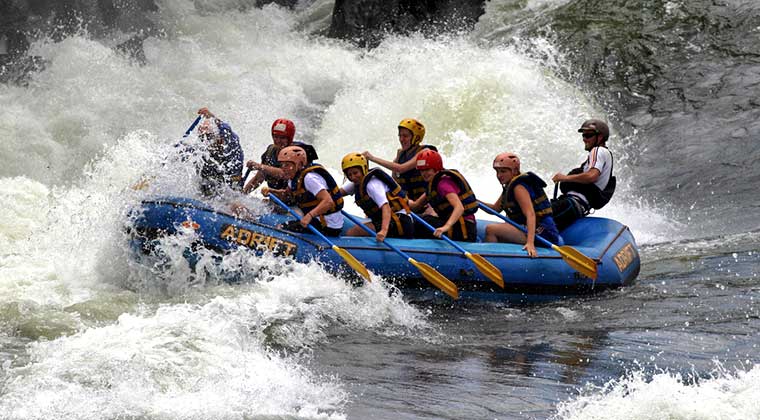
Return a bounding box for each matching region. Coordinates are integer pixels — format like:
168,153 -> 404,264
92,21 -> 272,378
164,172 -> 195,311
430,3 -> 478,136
582,132 -> 597,139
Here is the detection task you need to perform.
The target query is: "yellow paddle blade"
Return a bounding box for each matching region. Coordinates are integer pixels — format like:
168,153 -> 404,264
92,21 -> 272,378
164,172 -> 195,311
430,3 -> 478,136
408,258 -> 459,299
552,244 -> 598,280
464,252 -> 505,288
332,245 -> 371,282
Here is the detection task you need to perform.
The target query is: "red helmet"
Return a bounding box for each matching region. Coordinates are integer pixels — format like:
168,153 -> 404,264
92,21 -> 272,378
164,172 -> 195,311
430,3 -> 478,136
416,149 -> 443,171
277,145 -> 307,167
493,152 -> 520,171
271,118 -> 296,143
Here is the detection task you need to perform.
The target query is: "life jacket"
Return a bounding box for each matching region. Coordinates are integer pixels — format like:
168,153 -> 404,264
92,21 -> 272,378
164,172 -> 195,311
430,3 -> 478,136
260,144 -> 288,190
559,148 -> 616,209
500,172 -> 553,225
292,164 -> 344,225
394,144 -> 437,200
355,168 -> 411,235
427,169 -> 478,220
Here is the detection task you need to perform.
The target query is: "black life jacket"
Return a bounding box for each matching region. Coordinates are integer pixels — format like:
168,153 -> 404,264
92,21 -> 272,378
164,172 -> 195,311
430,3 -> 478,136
500,172 -> 553,225
292,164 -> 344,224
394,144 -> 437,200
426,169 -> 478,221
559,147 -> 616,209
355,168 -> 411,235
260,144 -> 288,190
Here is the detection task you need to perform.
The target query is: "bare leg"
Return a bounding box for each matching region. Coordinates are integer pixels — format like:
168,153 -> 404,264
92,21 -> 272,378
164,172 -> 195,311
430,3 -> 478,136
345,222 -> 375,237
485,223 -> 527,244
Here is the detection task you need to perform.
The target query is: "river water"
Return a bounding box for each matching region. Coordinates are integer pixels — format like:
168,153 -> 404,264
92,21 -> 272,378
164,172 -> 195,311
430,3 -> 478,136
1,0 -> 759,419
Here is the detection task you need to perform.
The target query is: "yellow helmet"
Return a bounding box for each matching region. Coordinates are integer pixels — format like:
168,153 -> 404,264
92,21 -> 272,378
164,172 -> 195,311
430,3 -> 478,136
398,118 -> 425,145
341,153 -> 368,175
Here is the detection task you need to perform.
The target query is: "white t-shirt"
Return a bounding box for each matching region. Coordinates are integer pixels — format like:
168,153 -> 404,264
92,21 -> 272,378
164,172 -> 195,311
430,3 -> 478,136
569,146 -> 613,205
295,172 -> 344,229
342,178 -> 408,214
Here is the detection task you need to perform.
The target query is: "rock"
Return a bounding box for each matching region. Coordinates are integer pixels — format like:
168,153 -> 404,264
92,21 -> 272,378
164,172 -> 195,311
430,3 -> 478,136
329,0 -> 485,47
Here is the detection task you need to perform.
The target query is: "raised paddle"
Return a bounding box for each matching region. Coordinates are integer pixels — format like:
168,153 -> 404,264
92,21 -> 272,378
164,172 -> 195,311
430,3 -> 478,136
131,116 -> 204,191
477,202 -> 598,280
268,193 -> 371,281
341,211 -> 459,299
410,213 -> 504,288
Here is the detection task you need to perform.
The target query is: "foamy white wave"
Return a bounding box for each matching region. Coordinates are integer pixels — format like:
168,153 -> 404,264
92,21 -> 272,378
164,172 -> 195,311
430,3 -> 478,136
0,296 -> 348,420
555,365 -> 760,420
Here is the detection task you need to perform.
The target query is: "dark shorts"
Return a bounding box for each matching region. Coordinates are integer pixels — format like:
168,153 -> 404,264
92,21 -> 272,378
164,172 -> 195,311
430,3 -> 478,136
550,195 -> 589,231
280,220 -> 342,237
414,215 -> 477,242
536,223 -> 563,246
387,213 -> 415,239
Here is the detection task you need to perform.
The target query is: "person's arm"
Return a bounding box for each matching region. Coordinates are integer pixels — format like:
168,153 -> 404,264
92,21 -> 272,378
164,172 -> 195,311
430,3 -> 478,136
363,150 -> 418,174
243,171 -> 265,194
434,193 -> 464,238
408,193 -> 427,212
479,199 -> 501,212
552,168 -> 600,184
300,189 -> 335,227
197,107 -> 215,119
376,204 -> 391,242
247,160 -> 286,180
514,185 -> 537,257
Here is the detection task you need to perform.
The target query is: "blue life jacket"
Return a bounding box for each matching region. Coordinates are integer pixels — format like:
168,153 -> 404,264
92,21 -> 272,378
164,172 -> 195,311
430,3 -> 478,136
500,172 -> 556,229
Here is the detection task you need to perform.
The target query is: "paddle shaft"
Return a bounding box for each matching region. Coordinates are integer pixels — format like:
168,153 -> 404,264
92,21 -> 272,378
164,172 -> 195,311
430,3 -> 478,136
268,194 -> 336,245
410,213 -> 470,254
184,115 -> 203,138
341,211 -> 412,260
341,210 -> 459,299
478,202 -> 555,249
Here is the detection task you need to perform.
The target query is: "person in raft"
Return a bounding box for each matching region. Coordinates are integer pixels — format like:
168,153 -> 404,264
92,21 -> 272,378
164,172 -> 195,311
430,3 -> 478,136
243,118 -> 295,193
195,107 -> 244,196
263,145 -> 344,236
407,149 -> 479,242
482,152 -> 562,257
362,118 -> 437,202
339,153 -> 414,242
550,118 -> 616,230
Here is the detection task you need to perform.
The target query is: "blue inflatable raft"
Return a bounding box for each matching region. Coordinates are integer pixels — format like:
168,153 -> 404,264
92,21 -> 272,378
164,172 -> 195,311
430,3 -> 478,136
128,197 -> 640,302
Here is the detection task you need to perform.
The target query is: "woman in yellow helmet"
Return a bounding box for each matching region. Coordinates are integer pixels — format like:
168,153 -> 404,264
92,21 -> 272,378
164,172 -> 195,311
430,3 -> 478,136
340,153 -> 414,242
362,118 -> 437,202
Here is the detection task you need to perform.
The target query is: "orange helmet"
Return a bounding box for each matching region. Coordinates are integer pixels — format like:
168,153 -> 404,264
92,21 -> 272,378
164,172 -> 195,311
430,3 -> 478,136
416,149 -> 443,171
277,146 -> 307,167
271,118 -> 296,143
493,152 -> 520,171
398,118 -> 425,145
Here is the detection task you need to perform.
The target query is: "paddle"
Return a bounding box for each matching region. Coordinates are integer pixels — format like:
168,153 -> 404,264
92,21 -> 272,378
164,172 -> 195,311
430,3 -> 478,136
131,116 -> 204,190
341,211 -> 459,299
267,194 -> 371,282
410,213 -> 504,288
477,202 -> 598,280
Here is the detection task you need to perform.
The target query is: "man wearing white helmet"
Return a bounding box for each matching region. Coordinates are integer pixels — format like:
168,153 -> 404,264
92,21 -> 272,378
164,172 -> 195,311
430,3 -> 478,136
551,119 -> 616,230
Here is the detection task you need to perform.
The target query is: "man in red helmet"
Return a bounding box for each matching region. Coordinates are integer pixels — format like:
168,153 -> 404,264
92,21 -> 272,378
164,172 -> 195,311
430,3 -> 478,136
408,149 -> 479,242
243,118 -> 296,193
551,119 -> 616,230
